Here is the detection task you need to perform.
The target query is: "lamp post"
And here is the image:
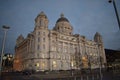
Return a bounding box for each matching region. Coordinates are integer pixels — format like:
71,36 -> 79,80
108,0 -> 120,30
88,54 -> 92,72
2,56 -> 7,70
0,25 -> 10,75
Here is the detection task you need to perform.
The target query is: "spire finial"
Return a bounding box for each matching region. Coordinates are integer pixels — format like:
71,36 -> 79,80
60,13 -> 64,18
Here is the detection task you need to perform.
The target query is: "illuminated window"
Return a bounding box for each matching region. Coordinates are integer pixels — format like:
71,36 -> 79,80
36,63 -> 39,67
42,62 -> 45,69
53,61 -> 56,64
82,56 -> 86,61
53,61 -> 57,68
71,61 -> 74,67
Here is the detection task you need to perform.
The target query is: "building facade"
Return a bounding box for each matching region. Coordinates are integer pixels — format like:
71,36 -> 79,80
105,49 -> 120,72
13,11 -> 106,71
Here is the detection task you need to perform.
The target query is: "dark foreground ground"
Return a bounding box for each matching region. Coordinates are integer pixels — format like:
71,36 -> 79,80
0,70 -> 120,80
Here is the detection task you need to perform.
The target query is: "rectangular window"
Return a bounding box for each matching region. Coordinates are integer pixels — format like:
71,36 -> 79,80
43,32 -> 45,36
38,37 -> 40,42
43,44 -> 45,50
43,38 -> 45,42
58,47 -> 60,52
38,32 -> 40,35
64,47 -> 67,53
37,45 -> 40,50
41,21 -> 44,26
37,53 -> 39,57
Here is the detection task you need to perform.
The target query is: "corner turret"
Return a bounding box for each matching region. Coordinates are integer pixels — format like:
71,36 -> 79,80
16,34 -> 24,46
94,32 -> 103,43
34,11 -> 49,30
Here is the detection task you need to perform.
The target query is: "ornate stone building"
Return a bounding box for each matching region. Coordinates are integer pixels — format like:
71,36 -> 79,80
13,11 -> 106,71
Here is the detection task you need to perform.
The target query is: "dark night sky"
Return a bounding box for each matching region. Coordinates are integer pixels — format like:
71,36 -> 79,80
0,0 -> 120,54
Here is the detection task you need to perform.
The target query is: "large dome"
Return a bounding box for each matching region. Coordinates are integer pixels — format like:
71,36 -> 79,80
56,13 -> 69,23
53,13 -> 73,35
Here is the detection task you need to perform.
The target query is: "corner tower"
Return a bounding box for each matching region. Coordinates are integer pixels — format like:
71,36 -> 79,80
33,11 -> 49,71
34,11 -> 49,30
94,32 -> 106,67
94,32 -> 102,43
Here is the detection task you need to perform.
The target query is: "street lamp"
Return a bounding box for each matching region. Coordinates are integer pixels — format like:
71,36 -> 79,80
0,25 -> 10,75
70,55 -> 74,76
108,0 -> 120,30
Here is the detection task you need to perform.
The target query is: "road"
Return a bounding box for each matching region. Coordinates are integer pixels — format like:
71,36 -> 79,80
0,70 -> 120,80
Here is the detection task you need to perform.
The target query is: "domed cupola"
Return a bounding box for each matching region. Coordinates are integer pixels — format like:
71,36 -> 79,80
94,32 -> 103,43
56,13 -> 69,23
53,13 -> 73,35
35,11 -> 47,20
35,11 -> 48,29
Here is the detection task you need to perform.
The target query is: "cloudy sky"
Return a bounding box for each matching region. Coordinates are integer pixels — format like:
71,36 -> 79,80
0,0 -> 120,54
